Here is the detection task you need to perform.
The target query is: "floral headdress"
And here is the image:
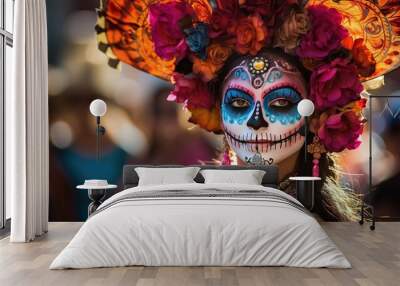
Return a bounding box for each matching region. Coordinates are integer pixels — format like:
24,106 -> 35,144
96,0 -> 400,156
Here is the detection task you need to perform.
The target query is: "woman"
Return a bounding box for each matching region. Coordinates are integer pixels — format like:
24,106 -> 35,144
214,48 -> 360,220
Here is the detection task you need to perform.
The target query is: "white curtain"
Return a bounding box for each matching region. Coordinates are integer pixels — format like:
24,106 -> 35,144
7,0 -> 49,242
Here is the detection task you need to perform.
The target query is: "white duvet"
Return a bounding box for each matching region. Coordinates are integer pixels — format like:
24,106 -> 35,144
50,183 -> 350,269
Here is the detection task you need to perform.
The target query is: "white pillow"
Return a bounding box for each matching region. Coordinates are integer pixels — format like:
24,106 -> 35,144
135,167 -> 200,186
200,169 -> 265,185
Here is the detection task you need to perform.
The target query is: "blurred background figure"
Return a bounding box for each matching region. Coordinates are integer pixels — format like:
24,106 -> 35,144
145,89 -> 216,165
340,70 -> 400,220
370,96 -> 400,219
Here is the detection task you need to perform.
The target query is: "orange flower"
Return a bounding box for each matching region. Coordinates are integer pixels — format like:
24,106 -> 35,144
234,14 -> 268,55
341,36 -> 354,50
192,43 -> 233,81
192,1 -> 213,23
351,38 -> 376,77
188,106 -> 222,133
192,57 -> 219,82
207,43 -> 233,66
340,98 -> 367,114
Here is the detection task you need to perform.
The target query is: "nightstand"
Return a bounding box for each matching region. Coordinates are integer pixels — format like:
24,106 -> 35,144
289,176 -> 321,211
77,180 -> 117,216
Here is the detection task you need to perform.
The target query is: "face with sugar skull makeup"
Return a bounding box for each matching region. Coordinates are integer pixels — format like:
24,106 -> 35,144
221,50 -> 307,165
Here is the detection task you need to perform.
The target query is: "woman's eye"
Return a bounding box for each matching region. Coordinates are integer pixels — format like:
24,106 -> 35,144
270,99 -> 291,108
231,99 -> 250,108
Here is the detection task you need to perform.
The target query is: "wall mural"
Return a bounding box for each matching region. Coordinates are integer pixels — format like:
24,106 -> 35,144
45,0 -> 400,222
91,0 -> 400,221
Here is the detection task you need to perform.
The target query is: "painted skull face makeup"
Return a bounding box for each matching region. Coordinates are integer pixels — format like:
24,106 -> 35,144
221,51 -> 307,165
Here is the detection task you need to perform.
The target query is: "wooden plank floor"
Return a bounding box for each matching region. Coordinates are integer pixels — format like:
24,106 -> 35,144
0,222 -> 399,286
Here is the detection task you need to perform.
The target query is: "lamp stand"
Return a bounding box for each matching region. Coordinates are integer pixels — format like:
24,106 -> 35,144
304,117 -> 308,165
96,116 -> 106,160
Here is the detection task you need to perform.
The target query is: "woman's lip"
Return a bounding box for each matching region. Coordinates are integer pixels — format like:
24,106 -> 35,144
224,128 -> 302,145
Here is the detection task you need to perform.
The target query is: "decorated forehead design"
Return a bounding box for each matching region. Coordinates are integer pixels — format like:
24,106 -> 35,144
248,56 -> 270,89
248,56 -> 270,75
226,55 -> 300,89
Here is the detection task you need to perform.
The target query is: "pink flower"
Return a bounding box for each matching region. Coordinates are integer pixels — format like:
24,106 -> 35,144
167,73 -> 214,109
296,5 -> 348,60
310,58 -> 363,111
149,1 -> 193,61
318,111 -> 363,152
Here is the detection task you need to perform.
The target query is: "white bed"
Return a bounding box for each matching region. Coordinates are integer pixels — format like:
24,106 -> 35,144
50,183 -> 350,269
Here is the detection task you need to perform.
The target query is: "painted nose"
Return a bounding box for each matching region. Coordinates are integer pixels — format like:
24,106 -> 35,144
247,101 -> 269,130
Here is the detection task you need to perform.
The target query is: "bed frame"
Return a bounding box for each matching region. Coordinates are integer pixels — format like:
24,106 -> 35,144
122,165 -> 279,189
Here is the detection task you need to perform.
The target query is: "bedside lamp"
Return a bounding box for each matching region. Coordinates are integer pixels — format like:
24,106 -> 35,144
89,99 -> 107,160
297,99 -> 315,164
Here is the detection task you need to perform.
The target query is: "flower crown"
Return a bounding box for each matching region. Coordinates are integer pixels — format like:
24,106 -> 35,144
96,0 -> 400,154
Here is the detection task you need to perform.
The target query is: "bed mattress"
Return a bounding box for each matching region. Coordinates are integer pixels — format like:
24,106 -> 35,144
50,183 -> 350,269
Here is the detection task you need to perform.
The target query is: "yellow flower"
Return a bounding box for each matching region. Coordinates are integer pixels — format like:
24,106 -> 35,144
188,106 -> 222,133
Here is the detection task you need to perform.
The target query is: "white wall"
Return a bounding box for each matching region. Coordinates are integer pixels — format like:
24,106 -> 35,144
5,43 -> 13,220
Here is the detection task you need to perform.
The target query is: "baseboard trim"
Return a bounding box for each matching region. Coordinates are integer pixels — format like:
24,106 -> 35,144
0,218 -> 11,239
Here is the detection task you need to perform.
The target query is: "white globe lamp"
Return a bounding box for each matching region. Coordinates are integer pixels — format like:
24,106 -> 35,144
90,99 -> 107,117
89,99 -> 107,160
297,99 -> 315,165
297,99 -> 315,117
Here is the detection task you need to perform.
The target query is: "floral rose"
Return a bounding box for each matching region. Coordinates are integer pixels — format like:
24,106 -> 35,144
273,8 -> 310,53
193,43 -> 233,81
310,58 -> 363,111
149,1 -> 194,61
191,1 -> 213,23
240,0 -> 299,25
296,5 -> 348,60
234,14 -> 268,55
167,73 -> 215,109
206,43 -> 233,66
317,111 -> 363,152
189,106 -> 222,133
350,38 -> 376,77
167,73 -> 220,132
209,0 -> 240,38
240,0 -> 273,16
185,23 -> 209,60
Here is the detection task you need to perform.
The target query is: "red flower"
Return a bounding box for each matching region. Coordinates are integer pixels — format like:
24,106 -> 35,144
167,73 -> 215,109
240,0 -> 274,16
209,0 -> 240,38
317,111 -> 363,152
215,0 -> 239,12
310,58 -> 363,111
241,0 -> 299,25
296,5 -> 348,60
